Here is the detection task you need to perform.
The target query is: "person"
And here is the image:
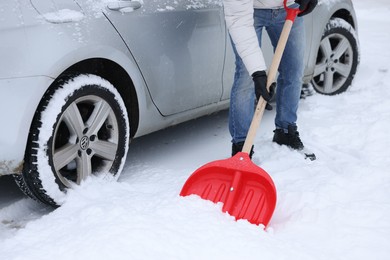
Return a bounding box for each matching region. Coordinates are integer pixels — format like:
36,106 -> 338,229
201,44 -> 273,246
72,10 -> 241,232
224,0 -> 318,160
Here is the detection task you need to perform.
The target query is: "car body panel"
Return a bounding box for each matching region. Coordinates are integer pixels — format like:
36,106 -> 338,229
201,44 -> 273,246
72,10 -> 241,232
0,76 -> 52,175
102,0 -> 226,116
30,0 -> 83,18
0,1 -> 147,175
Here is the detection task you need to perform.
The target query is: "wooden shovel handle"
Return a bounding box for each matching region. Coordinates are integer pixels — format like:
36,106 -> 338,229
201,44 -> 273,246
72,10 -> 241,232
242,19 -> 295,154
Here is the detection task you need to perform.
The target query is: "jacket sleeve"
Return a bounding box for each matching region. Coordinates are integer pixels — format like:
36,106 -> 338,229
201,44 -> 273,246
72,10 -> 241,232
223,0 -> 267,75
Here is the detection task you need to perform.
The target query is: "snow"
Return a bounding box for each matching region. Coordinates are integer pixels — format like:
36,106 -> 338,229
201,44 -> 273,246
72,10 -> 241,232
1,0 -> 390,259
41,9 -> 85,23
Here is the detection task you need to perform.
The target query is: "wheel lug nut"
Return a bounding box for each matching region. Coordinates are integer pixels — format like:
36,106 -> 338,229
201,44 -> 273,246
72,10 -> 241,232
86,148 -> 92,155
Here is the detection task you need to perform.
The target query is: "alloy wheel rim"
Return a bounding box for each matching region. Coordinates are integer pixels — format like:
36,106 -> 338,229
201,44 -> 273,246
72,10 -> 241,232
52,95 -> 119,188
312,33 -> 353,94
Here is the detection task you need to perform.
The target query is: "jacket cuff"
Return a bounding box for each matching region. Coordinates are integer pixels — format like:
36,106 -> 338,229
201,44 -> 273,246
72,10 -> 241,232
242,51 -> 267,76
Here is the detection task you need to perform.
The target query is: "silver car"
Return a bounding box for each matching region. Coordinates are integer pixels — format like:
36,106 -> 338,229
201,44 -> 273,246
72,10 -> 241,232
0,0 -> 359,205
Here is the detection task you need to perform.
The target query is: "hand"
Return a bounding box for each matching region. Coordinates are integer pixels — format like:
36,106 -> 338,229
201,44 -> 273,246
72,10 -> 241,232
252,70 -> 275,110
294,0 -> 318,16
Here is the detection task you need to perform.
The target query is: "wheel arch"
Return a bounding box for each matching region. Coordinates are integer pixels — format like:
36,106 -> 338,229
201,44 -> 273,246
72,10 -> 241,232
62,58 -> 139,139
331,8 -> 357,30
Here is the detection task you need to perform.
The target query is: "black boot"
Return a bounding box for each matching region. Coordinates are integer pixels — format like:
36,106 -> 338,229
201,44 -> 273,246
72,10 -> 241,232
272,125 -> 304,150
272,125 -> 316,160
232,141 -> 254,159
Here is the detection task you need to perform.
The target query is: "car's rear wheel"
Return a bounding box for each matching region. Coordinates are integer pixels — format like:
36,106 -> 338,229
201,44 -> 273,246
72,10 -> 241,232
311,18 -> 359,95
15,74 -> 129,206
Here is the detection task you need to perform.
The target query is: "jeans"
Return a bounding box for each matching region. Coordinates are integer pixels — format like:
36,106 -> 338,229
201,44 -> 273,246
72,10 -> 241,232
229,6 -> 305,144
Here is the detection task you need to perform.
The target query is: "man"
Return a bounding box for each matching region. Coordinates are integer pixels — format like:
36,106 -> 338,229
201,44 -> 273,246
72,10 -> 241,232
224,0 -> 318,160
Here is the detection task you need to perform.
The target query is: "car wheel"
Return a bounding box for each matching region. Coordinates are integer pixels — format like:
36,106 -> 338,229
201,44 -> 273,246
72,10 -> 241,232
16,74 -> 129,206
311,18 -> 359,95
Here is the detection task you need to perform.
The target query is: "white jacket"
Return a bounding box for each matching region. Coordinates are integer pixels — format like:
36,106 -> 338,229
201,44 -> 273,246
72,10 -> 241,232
223,0 -> 295,75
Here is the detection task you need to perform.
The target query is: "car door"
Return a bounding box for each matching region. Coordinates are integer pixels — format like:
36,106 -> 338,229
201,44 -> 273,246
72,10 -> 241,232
101,0 -> 226,116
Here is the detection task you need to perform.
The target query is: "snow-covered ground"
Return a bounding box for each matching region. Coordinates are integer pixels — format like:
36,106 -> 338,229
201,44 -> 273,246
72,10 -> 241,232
1,0 -> 389,259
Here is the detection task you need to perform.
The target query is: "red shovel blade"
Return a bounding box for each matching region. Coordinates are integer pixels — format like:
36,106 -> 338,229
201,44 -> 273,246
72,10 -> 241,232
180,152 -> 277,227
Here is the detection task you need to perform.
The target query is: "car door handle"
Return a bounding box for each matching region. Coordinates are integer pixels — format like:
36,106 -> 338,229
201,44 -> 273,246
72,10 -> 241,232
107,0 -> 142,11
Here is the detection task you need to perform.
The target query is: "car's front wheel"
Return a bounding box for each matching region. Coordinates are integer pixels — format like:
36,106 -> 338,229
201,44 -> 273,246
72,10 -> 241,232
15,74 -> 130,206
311,17 -> 359,95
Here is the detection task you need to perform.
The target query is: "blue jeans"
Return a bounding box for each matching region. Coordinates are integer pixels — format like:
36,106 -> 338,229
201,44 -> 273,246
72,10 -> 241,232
229,7 -> 305,144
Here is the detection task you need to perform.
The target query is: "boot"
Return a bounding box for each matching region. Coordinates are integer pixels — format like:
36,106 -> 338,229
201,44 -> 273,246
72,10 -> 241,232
272,125 -> 316,160
232,141 -> 254,159
272,125 -> 304,150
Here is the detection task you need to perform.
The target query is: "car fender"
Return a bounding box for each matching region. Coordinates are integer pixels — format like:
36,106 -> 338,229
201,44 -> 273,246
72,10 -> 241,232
0,3 -> 161,174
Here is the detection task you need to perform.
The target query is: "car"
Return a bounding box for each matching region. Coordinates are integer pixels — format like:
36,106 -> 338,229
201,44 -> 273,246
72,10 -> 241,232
0,0 -> 359,206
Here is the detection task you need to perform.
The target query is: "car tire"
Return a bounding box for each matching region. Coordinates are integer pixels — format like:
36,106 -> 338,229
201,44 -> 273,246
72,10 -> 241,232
15,74 -> 129,206
311,17 -> 360,95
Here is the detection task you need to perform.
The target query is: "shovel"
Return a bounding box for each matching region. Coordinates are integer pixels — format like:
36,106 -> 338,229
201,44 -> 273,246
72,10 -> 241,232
180,0 -> 301,227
